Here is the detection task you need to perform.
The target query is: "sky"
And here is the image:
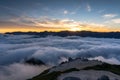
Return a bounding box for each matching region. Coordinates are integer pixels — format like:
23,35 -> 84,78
0,0 -> 120,33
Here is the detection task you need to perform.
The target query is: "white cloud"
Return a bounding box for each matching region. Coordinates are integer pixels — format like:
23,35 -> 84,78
63,10 -> 68,14
103,14 -> 117,18
86,4 -> 91,12
0,63 -> 48,80
89,56 -> 120,65
105,18 -> 120,24
111,18 -> 120,24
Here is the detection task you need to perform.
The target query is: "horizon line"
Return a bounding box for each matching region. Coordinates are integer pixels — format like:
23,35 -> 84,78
2,30 -> 120,34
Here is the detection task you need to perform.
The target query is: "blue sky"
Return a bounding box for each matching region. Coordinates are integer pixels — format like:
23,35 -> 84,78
0,0 -> 120,32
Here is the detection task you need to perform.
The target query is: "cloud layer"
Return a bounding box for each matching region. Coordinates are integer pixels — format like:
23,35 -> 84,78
0,35 -> 120,80
1,35 -> 120,65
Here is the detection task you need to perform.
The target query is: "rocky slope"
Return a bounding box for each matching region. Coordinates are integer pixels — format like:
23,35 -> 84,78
28,59 -> 120,80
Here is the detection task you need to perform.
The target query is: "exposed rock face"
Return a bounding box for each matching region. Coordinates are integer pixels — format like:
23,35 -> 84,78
63,77 -> 81,80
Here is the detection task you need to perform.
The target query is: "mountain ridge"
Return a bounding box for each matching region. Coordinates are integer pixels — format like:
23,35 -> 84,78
28,59 -> 120,80
5,31 -> 120,39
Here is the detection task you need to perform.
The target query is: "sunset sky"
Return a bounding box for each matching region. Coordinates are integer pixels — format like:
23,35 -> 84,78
0,0 -> 120,33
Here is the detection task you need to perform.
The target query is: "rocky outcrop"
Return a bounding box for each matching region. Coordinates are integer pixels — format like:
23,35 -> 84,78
24,58 -> 45,65
29,59 -> 120,80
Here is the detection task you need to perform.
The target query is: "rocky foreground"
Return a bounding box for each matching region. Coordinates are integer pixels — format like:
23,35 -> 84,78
28,59 -> 120,80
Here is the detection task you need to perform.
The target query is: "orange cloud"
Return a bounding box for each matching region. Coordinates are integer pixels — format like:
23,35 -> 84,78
0,17 -> 119,33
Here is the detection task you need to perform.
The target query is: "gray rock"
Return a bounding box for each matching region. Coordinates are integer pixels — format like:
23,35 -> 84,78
63,77 -> 81,80
98,75 -> 110,80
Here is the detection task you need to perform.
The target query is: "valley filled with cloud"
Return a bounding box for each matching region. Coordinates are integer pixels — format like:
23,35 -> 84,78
0,34 -> 120,80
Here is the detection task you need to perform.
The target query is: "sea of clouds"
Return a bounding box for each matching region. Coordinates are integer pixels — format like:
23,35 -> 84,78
0,34 -> 120,80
